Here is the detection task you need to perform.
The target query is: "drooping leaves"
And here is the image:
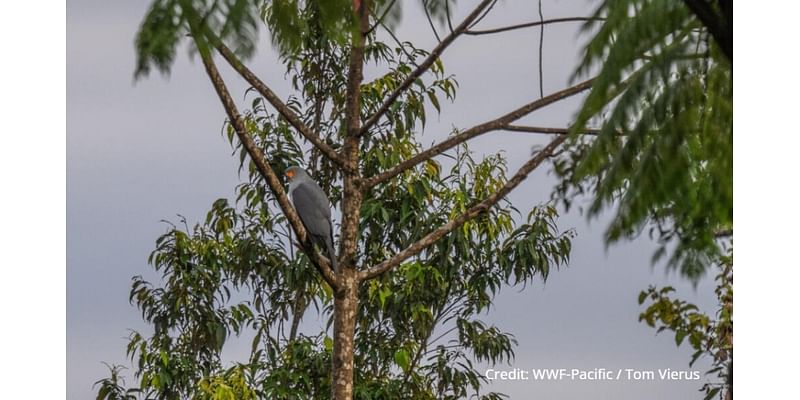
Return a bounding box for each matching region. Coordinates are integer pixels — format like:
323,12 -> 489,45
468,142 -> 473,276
556,0 -> 732,279
135,0 -> 262,78
134,0 -> 461,78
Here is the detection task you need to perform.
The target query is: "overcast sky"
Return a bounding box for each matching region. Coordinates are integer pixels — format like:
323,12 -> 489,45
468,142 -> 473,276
67,1 -> 718,399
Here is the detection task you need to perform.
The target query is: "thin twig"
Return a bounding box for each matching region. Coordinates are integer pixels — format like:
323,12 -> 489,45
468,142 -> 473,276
444,0 -> 455,34
503,125 -> 603,135
466,17 -> 601,36
379,21 -> 421,69
538,0 -> 545,99
468,0 -> 499,29
366,0 -> 397,35
422,0 -> 441,43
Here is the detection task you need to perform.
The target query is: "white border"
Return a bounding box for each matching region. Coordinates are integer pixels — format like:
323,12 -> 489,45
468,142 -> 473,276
0,1 -> 66,399
1,1 -> 797,399
736,2 -> 800,399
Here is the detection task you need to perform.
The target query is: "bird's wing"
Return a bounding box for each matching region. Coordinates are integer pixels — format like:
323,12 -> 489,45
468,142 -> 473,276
291,181 -> 332,237
291,180 -> 337,272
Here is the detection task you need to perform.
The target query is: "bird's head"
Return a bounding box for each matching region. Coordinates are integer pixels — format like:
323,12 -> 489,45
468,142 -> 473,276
284,166 -> 309,183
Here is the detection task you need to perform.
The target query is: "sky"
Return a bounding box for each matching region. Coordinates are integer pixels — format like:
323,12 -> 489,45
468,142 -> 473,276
67,1 -> 719,399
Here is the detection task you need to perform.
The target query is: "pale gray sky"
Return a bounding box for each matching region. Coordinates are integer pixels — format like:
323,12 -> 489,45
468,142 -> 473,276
67,1 -> 718,399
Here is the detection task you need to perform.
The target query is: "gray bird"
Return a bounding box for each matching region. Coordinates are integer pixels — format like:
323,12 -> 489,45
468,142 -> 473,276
284,166 -> 338,273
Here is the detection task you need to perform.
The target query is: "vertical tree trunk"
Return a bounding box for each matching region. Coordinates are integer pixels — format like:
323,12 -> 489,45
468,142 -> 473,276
331,272 -> 359,400
332,2 -> 369,399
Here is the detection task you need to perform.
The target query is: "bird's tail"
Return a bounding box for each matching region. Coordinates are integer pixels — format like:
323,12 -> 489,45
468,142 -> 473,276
326,233 -> 338,273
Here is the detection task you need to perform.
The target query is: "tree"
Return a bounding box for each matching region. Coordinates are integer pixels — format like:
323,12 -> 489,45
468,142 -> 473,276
553,1 -> 732,398
96,0 -> 733,398
555,0 -> 732,278
96,1 -> 594,399
638,250 -> 733,400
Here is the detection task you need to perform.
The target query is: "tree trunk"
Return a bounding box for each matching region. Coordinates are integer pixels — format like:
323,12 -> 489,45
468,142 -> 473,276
331,271 -> 359,400
331,1 -> 368,398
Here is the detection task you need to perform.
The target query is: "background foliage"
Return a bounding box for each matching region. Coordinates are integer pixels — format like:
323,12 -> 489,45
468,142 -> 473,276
638,249 -> 732,400
555,0 -> 732,279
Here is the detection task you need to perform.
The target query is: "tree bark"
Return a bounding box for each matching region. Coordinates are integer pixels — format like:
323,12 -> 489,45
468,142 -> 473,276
331,271 -> 359,400
331,1 -> 369,399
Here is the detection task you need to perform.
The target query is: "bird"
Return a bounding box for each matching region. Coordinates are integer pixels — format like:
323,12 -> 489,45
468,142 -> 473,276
284,166 -> 338,273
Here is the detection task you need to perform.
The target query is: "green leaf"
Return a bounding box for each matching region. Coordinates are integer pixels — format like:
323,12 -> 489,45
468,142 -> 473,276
394,348 -> 411,372
675,330 -> 687,346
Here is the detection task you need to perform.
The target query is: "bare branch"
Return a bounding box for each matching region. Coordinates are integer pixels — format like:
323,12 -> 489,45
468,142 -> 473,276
364,78 -> 594,188
468,0 -> 500,29
366,0 -> 397,35
198,51 -> 339,290
359,135 -> 567,281
444,0 -> 455,34
537,0 -> 545,99
465,17 -> 600,36
359,0 -> 496,136
210,39 -> 349,170
422,0 -> 442,43
504,125 -> 602,135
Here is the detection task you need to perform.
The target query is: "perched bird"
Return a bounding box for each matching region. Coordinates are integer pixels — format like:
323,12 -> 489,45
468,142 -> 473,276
284,166 -> 338,273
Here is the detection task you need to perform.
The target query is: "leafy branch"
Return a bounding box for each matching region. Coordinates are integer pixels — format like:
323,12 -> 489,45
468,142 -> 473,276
195,31 -> 339,290
211,38 -> 349,170
360,135 -> 567,280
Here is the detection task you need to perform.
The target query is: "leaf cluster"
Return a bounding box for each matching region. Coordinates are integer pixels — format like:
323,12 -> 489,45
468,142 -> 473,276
554,0 -> 732,279
134,0 -> 461,79
637,248 -> 732,399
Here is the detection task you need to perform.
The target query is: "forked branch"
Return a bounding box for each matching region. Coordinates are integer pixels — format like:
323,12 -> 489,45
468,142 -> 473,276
364,78 -> 594,188
359,135 -> 567,281
198,51 -> 339,290
209,38 -> 349,170
358,0 -> 496,136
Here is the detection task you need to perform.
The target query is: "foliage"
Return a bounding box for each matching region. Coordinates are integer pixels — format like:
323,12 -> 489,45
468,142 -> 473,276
135,0 -> 263,78
101,3 -> 574,398
134,0 -> 458,78
96,137 -> 572,399
554,0 -> 732,279
638,247 -> 732,399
